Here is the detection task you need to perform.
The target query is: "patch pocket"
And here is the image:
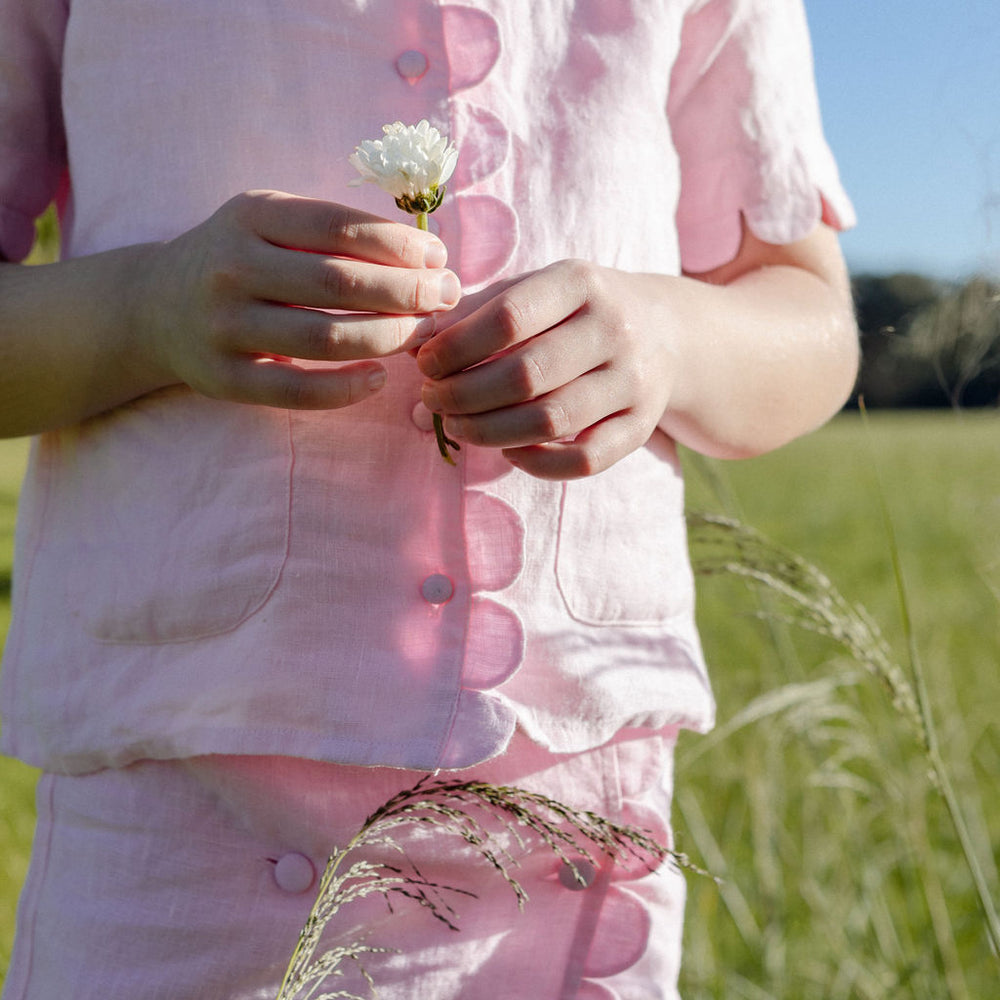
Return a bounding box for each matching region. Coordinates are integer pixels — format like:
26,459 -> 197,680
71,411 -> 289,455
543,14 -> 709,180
46,389 -> 293,644
553,439 -> 691,626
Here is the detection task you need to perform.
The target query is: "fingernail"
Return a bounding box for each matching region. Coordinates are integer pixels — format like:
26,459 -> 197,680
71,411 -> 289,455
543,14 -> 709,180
419,352 -> 441,380
424,240 -> 448,269
439,271 -> 461,307
445,417 -> 467,441
413,314 -> 437,343
367,369 -> 387,392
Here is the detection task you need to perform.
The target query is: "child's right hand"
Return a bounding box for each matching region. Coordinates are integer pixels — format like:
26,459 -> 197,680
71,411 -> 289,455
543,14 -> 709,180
137,190 -> 460,410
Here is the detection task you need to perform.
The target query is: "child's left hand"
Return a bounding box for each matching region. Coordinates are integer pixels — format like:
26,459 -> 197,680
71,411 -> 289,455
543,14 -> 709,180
417,224 -> 859,480
416,260 -> 678,481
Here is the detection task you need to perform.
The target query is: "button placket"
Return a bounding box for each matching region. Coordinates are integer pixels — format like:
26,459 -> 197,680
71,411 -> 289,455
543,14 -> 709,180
435,6 -> 516,291
390,5 -> 525,771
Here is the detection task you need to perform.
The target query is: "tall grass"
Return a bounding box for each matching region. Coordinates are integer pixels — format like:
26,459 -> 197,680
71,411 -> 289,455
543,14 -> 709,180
678,411 -> 1000,999
0,437 -> 35,981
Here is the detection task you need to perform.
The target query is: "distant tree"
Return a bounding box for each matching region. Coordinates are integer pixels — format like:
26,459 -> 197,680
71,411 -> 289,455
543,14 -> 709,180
850,273 -> 948,407
906,276 -> 1000,408
853,272 -> 944,341
850,272 -> 1000,409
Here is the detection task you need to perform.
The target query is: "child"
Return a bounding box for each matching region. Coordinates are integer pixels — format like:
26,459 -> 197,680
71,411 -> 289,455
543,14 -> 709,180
0,1 -> 858,997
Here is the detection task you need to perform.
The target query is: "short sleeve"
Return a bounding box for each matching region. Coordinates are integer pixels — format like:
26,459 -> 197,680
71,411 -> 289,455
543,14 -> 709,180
668,0 -> 855,274
0,0 -> 68,262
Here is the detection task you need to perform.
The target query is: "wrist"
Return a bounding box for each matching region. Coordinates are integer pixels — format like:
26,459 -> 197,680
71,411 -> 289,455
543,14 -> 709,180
120,240 -> 185,396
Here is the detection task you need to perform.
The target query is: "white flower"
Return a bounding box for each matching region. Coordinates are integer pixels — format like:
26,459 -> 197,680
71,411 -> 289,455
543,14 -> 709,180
349,120 -> 458,215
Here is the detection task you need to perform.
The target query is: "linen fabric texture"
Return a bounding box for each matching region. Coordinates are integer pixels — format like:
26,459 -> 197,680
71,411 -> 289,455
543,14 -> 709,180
4,730 -> 687,1000
0,0 -> 852,778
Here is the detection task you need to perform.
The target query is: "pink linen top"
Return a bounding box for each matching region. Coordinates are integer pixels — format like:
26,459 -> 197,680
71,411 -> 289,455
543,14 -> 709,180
0,0 -> 854,776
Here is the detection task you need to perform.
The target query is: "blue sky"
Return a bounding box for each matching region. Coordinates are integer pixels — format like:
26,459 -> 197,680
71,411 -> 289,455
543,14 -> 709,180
805,0 -> 1000,279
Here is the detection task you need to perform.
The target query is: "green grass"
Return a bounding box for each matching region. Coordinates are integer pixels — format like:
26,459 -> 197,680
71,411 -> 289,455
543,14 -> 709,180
0,413 -> 997,996
0,436 -> 37,982
679,410 -> 1000,999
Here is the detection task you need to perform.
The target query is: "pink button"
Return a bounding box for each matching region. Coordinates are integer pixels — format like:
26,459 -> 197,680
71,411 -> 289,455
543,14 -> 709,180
395,49 -> 428,82
273,852 -> 316,894
559,857 -> 597,891
410,401 -> 435,432
421,573 -> 454,604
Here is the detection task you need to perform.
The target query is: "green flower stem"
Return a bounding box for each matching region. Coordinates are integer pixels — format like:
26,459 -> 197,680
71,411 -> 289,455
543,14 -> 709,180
415,211 -> 461,465
433,415 -> 460,465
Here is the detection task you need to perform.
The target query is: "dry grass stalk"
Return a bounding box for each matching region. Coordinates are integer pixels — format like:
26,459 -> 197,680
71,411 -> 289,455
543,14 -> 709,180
275,777 -> 707,1000
687,512 -> 926,748
686,507 -> 1000,971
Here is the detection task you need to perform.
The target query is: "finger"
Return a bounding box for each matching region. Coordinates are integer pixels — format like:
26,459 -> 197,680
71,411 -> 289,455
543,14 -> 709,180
502,412 -> 653,481
425,274 -> 527,331
441,366 -> 623,449
421,318 -> 606,415
225,304 -> 438,361
417,263 -> 589,379
208,356 -> 388,410
232,190 -> 448,269
235,240 -> 461,314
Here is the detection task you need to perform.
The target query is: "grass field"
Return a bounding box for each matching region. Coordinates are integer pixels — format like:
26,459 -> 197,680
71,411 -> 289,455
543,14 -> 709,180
0,435 -> 35,984
0,412 -> 998,997
679,411 -> 1000,999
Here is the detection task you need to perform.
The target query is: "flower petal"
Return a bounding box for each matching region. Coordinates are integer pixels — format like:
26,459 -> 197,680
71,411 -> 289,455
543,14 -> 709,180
350,121 -> 458,208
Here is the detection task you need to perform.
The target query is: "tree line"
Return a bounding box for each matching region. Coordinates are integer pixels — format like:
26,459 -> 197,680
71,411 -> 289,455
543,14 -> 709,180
851,273 -> 1000,409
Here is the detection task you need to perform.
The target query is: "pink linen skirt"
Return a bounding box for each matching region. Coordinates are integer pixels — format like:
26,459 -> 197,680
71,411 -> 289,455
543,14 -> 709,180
2,729 -> 685,1000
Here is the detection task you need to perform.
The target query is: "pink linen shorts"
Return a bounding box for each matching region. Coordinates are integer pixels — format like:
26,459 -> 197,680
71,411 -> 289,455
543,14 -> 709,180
3,729 -> 685,1000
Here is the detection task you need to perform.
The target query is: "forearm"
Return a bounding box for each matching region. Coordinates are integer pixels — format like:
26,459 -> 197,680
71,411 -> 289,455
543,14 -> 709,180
0,245 -> 172,438
0,191 -> 460,439
657,259 -> 859,459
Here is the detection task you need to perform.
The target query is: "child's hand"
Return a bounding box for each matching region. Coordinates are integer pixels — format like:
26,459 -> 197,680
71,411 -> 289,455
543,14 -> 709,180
140,190 -> 460,409
416,224 -> 858,478
416,260 -> 677,480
